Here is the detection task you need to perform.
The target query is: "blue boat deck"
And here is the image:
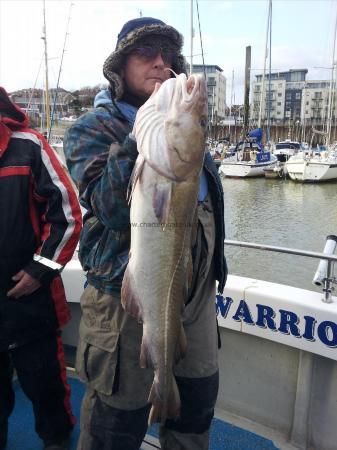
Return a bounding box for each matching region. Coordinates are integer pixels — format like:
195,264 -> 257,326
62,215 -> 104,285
8,377 -> 280,449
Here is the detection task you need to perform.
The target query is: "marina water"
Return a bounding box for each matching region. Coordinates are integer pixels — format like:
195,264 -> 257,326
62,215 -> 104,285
222,177 -> 337,292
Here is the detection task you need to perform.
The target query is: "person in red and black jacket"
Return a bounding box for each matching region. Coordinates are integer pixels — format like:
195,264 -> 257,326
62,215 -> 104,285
0,87 -> 82,450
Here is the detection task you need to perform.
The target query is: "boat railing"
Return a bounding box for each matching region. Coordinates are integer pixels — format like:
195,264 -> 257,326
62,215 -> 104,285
224,236 -> 337,303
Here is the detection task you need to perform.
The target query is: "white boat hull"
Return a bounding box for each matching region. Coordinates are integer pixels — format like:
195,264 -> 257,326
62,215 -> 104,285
219,157 -> 278,178
286,158 -> 337,182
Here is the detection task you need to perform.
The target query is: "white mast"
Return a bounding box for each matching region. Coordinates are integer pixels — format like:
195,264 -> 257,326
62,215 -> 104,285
42,0 -> 50,134
326,9 -> 337,147
258,0 -> 272,129
211,84 -> 215,124
228,70 -> 234,138
48,1 -> 74,140
190,0 -> 193,75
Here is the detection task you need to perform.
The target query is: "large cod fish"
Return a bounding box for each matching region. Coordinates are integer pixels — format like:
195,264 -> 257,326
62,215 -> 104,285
121,72 -> 207,425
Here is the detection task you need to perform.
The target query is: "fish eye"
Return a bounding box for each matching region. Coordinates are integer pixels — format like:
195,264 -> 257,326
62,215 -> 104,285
199,118 -> 207,128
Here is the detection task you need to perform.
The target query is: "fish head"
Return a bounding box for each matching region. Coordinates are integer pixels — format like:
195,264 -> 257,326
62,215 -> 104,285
134,73 -> 208,181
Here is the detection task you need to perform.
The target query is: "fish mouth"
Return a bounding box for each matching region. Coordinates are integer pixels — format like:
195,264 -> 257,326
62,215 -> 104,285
163,69 -> 197,95
183,75 -> 198,99
181,74 -> 207,109
186,76 -> 196,94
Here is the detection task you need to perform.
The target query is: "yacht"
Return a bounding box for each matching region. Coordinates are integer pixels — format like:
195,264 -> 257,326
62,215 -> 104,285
285,146 -> 337,182
273,139 -> 301,163
219,141 -> 278,178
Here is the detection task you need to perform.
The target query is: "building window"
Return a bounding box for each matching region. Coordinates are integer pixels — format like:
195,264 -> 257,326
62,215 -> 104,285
277,111 -> 281,115
295,93 -> 301,99
277,102 -> 281,106
286,93 -> 291,100
278,93 -> 282,97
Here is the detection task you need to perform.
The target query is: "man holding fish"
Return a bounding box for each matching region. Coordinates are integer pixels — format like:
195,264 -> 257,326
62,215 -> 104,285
64,16 -> 227,450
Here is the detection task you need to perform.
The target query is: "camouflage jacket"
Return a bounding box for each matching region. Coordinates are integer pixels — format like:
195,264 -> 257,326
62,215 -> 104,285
64,90 -> 227,295
64,90 -> 137,293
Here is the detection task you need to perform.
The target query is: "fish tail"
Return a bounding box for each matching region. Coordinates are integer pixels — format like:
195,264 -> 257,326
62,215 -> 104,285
148,375 -> 181,426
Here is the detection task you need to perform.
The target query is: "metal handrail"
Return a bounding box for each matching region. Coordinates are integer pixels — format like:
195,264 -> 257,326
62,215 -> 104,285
224,239 -> 337,303
224,240 -> 337,262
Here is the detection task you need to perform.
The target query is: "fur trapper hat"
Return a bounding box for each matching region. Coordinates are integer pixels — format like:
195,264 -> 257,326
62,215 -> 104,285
103,17 -> 187,100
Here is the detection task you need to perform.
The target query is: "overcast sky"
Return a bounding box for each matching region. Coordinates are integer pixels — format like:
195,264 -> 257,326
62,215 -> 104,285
1,0 -> 336,103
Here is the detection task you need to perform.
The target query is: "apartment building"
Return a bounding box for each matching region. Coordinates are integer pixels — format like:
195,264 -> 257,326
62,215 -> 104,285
251,69 -> 307,124
251,69 -> 337,125
190,64 -> 226,121
301,80 -> 337,125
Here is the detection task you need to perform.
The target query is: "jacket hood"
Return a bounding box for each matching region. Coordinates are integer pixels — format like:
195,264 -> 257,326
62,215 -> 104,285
94,89 -> 137,126
94,89 -> 113,108
0,87 -> 29,129
0,87 -> 29,157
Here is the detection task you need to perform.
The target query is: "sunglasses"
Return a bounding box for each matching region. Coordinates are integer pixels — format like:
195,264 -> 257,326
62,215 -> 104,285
130,46 -> 175,66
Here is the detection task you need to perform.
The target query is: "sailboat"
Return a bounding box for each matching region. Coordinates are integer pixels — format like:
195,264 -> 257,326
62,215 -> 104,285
285,138 -> 337,182
285,131 -> 337,182
219,1 -> 277,178
219,127 -> 277,177
285,11 -> 337,182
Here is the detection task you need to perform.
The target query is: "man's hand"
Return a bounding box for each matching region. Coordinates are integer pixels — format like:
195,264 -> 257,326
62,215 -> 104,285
7,270 -> 41,299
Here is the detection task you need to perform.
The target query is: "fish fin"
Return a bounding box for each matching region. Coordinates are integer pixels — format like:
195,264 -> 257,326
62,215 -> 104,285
140,334 -> 152,369
148,381 -> 161,425
174,324 -> 187,363
190,207 -> 199,247
187,254 -> 193,286
127,155 -> 145,204
121,266 -> 143,323
183,253 -> 194,301
153,182 -> 172,225
148,375 -> 180,426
